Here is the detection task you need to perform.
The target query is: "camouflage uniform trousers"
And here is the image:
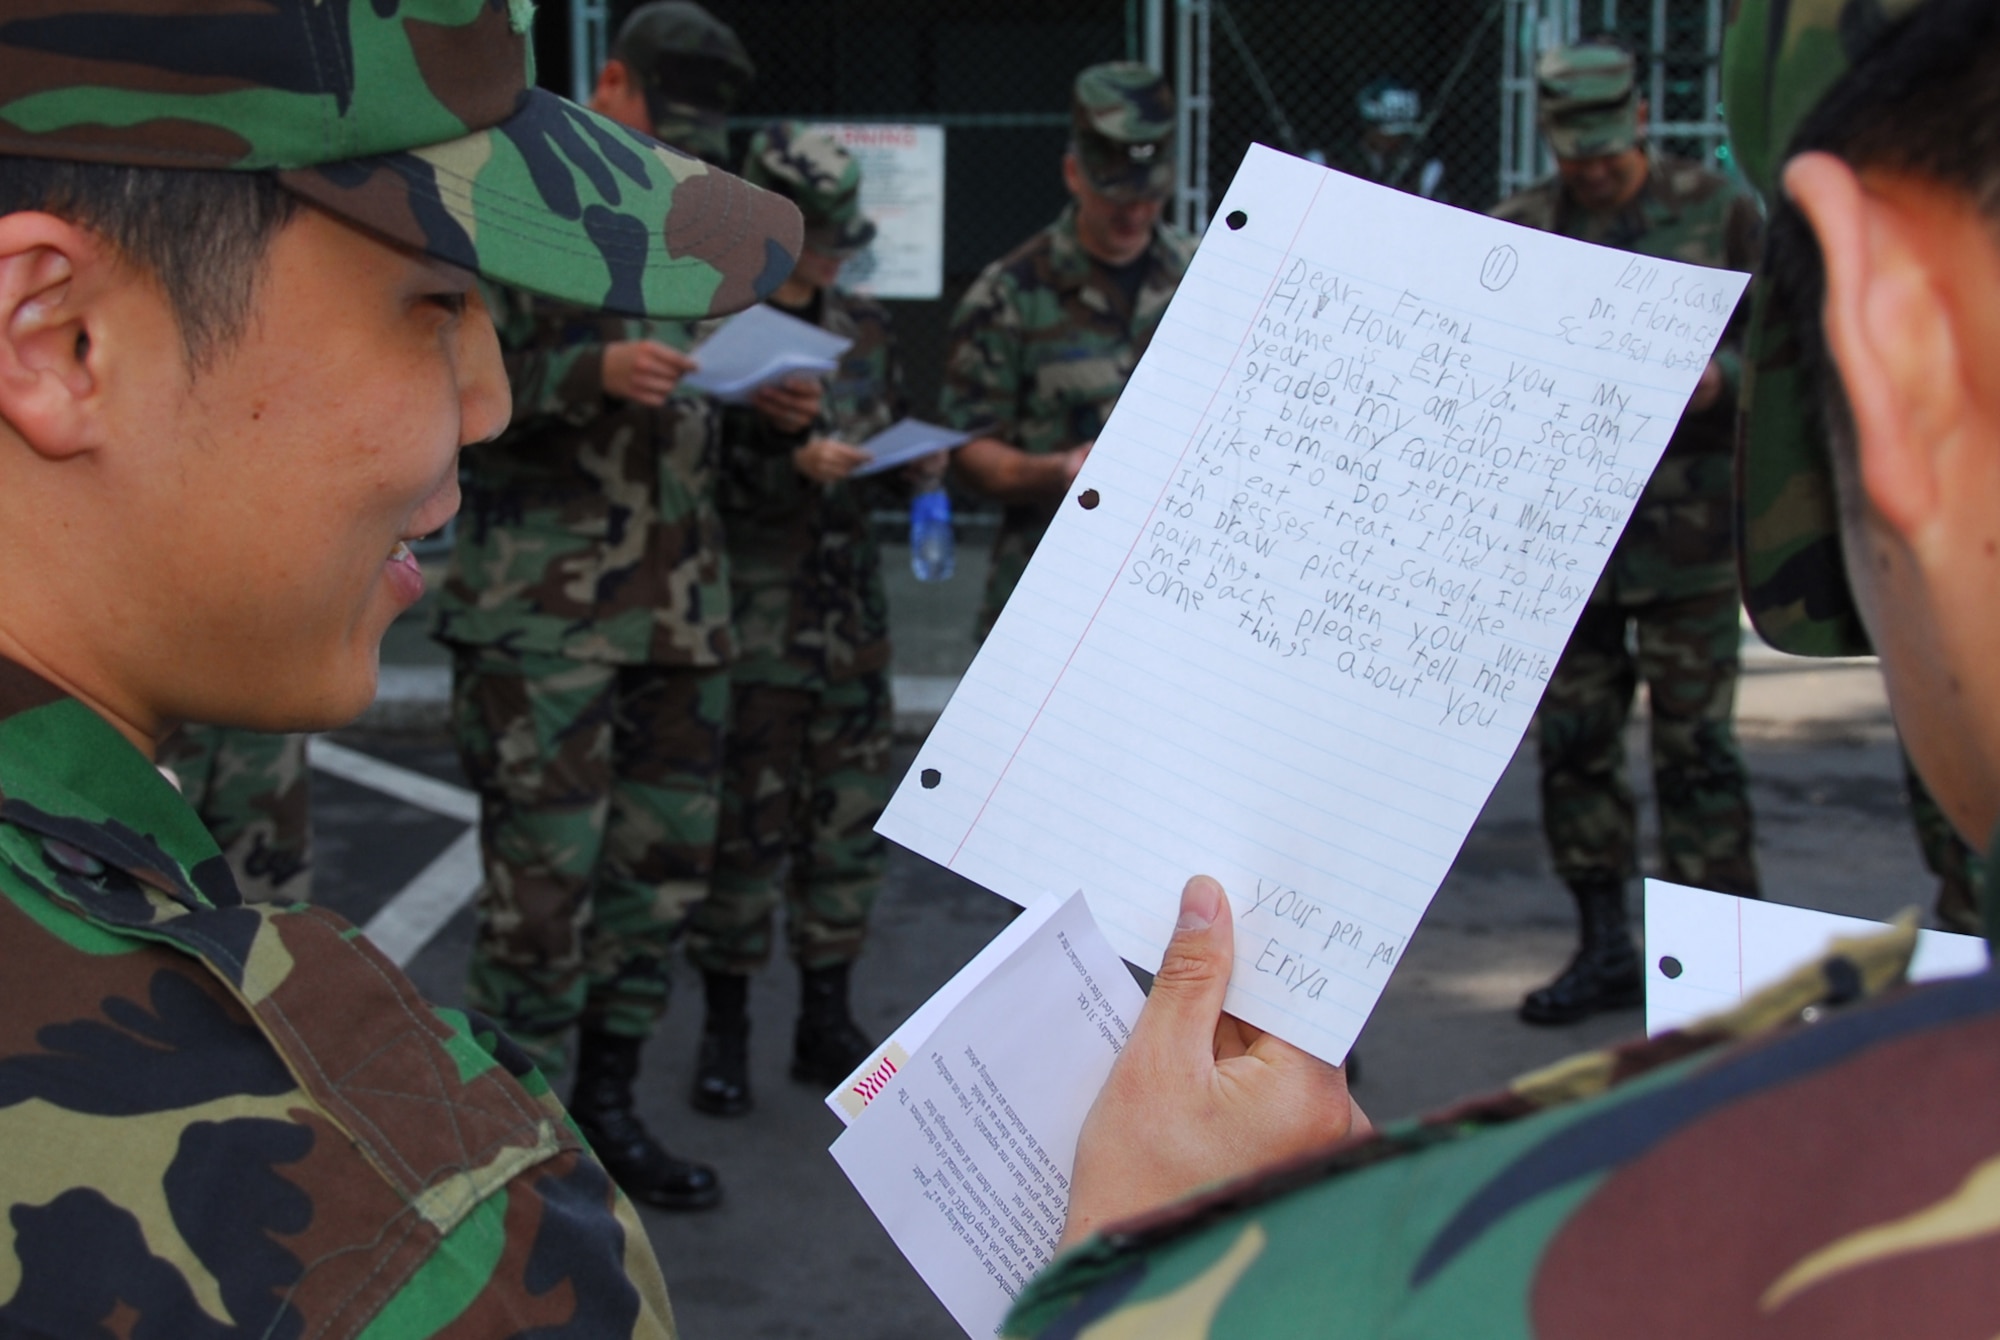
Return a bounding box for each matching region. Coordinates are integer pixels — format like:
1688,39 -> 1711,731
1904,750 -> 1986,933
686,669 -> 892,975
1537,586 -> 1760,896
157,724 -> 311,904
451,644 -> 729,1073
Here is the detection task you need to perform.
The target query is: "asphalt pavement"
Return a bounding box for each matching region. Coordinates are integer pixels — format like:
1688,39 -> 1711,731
314,536 -> 1937,1339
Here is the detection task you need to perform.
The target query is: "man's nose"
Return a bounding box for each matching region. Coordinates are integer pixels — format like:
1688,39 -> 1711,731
457,290 -> 512,447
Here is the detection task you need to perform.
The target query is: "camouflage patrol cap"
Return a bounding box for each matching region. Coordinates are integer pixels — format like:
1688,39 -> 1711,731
0,0 -> 799,322
1071,62 -> 1175,203
1722,0 -> 1934,656
612,1 -> 755,165
1537,43 -> 1641,159
742,123 -> 876,257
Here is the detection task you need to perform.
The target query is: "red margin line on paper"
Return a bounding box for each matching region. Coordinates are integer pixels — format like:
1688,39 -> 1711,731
949,171 -> 1332,869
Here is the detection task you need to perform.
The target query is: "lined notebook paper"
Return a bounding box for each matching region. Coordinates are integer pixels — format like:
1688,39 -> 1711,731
879,145 -> 1749,1065
1643,880 -> 1987,1037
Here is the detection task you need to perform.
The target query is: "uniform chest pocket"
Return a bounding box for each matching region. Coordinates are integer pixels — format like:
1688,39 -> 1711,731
1032,351 -> 1129,408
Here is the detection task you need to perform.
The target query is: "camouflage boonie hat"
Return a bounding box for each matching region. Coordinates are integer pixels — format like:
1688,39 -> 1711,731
1358,79 -> 1424,135
1722,0 -> 1936,656
1071,62 -> 1175,203
613,1 -> 755,166
0,0 -> 799,322
1537,43 -> 1641,158
742,123 -> 876,257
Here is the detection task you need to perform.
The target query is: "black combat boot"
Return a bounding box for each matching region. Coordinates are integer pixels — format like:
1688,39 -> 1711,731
1519,876 -> 1644,1025
792,962 -> 872,1087
568,1030 -> 722,1210
690,972 -> 753,1117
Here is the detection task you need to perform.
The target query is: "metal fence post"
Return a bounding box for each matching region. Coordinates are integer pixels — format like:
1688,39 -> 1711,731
1174,0 -> 1211,233
570,0 -> 609,102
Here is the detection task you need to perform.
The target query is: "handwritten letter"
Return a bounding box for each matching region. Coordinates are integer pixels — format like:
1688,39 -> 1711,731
878,146 -> 1750,1064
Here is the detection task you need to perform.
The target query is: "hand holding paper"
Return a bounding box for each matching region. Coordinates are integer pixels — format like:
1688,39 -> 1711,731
681,304 -> 852,404
1063,875 -> 1363,1248
850,418 -> 971,478
828,891 -> 1145,1338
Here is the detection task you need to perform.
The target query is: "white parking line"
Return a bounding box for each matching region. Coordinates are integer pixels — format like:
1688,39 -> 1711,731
309,738 -> 482,966
359,828 -> 483,968
311,738 -> 478,823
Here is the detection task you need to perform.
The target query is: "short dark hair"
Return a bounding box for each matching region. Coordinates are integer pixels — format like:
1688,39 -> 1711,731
1765,0 -> 2000,489
0,158 -> 298,372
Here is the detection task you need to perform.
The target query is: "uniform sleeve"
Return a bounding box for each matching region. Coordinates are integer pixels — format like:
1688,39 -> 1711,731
840,306 -> 916,507
938,264 -> 1024,442
485,282 -> 615,429
411,1009 -> 680,1336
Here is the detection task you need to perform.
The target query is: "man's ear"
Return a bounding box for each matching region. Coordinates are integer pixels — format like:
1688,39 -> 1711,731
1061,151 -> 1084,200
1784,151 -> 1960,540
589,58 -> 638,119
0,212 -> 106,461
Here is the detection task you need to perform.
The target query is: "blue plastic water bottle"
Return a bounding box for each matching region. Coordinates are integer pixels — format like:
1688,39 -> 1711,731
909,485 -> 956,582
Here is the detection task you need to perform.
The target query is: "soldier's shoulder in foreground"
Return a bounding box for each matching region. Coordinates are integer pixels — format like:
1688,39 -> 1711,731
1487,176 -> 1564,231
1007,921 -> 1999,1337
0,664 -> 676,1338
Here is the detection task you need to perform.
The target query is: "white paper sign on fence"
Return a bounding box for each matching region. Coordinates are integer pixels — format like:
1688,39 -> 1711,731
877,144 -> 1749,1066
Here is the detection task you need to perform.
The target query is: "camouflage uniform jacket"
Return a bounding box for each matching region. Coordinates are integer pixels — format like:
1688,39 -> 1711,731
1009,913 -> 2000,1337
720,289 -> 908,689
1491,155 -> 1762,603
432,284 -> 734,667
941,207 -> 1197,627
0,659 -> 678,1337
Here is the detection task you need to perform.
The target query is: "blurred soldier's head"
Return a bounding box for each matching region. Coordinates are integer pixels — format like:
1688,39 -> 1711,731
1537,42 -> 1650,212
1726,0 -> 2000,846
593,0 -> 755,163
1357,78 -> 1423,156
1064,62 -> 1175,265
742,122 -> 875,292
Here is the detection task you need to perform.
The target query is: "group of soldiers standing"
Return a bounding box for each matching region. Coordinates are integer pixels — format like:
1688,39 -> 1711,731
153,6 -> 1980,1218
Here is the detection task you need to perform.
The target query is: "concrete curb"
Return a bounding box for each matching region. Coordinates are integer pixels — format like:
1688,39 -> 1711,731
354,664 -> 957,741
358,643 -> 1873,741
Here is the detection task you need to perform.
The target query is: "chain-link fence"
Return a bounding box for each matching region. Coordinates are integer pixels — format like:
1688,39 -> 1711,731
528,0 -> 1732,421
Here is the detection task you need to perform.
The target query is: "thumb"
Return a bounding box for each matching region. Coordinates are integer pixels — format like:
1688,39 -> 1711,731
1129,875 -> 1235,1066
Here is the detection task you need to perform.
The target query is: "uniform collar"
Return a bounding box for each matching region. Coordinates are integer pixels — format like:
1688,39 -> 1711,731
1557,149 -> 1681,239
1047,203 -> 1186,293
0,656 -> 233,911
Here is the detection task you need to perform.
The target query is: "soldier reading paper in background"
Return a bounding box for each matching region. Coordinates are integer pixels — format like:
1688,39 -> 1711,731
943,62 -> 1197,641
432,0 -> 817,1212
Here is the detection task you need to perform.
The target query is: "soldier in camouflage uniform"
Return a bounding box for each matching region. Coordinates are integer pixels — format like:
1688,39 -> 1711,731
432,1 -> 815,1210
1905,747 -> 1985,932
1002,8 -> 2000,1328
1342,78 -> 1449,202
157,726 -> 312,904
684,124 -> 939,1115
945,63 -> 1197,641
0,0 -> 800,1332
1491,42 -> 1764,1026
